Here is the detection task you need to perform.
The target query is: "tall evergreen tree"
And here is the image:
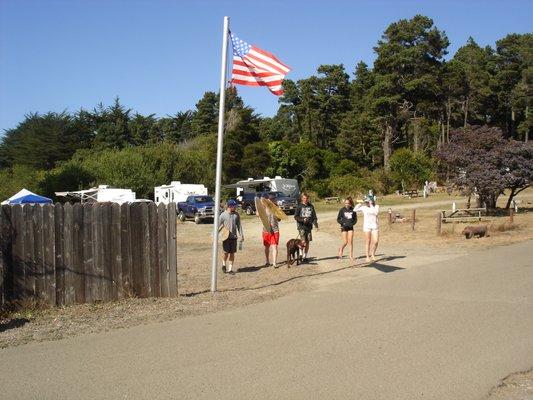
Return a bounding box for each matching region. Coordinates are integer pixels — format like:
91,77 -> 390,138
370,15 -> 449,170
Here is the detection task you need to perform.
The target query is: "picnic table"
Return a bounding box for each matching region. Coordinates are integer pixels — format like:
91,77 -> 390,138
324,197 -> 340,204
440,207 -> 487,223
402,189 -> 419,198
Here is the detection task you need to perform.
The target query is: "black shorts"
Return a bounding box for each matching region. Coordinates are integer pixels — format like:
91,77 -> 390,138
298,229 -> 312,242
340,226 -> 353,232
222,238 -> 237,254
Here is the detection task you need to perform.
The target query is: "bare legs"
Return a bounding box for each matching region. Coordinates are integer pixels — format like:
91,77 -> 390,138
264,244 -> 278,267
371,230 -> 379,261
222,252 -> 235,273
338,230 -> 354,261
264,246 -> 270,265
364,230 -> 379,262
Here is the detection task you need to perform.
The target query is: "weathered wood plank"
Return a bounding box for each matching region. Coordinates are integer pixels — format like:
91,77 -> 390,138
42,204 -> 56,305
0,205 -> 12,305
31,205 -> 45,302
120,203 -> 132,297
82,203 -> 95,303
140,203 -> 151,297
72,203 -> 84,303
129,203 -> 143,297
167,203 -> 177,297
54,204 -> 65,306
92,203 -> 105,302
11,205 -> 24,301
63,203 -> 75,305
23,204 -> 35,298
100,203 -> 113,302
148,203 -> 160,297
157,203 -> 169,297
110,203 -> 122,300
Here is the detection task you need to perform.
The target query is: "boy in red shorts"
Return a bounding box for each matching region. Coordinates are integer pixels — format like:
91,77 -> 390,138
260,193 -> 281,268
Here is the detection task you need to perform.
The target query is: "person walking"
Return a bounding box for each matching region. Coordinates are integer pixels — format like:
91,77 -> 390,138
294,192 -> 318,262
354,195 -> 379,262
337,197 -> 357,261
260,193 -> 281,268
219,199 -> 244,275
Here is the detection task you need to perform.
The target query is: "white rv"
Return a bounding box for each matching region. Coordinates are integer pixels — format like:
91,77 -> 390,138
55,185 -> 137,204
154,181 -> 208,205
225,176 -> 300,198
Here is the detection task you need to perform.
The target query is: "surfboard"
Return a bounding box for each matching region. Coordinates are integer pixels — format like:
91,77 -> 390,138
219,225 -> 230,241
261,198 -> 288,220
255,197 -> 271,232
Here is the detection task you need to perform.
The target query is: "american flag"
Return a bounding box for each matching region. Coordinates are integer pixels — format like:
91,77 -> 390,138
230,32 -> 291,96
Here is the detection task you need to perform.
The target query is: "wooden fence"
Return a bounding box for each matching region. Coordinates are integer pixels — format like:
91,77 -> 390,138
0,202 -> 177,307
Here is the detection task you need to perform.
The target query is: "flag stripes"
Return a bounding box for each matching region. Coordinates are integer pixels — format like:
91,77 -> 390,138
230,32 -> 290,96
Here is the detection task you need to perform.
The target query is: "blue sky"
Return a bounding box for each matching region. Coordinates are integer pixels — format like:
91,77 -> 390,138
1,0 -> 532,134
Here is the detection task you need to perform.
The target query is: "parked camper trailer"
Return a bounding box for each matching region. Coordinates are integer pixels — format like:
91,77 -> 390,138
55,185 -> 137,203
154,181 -> 208,205
225,176 -> 300,198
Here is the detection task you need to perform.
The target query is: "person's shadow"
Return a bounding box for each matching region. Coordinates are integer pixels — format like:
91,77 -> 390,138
0,318 -> 30,333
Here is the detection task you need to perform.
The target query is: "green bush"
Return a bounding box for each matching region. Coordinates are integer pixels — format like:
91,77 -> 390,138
0,165 -> 46,201
389,148 -> 434,191
305,179 -> 331,198
368,168 -> 395,195
328,175 -> 371,198
330,159 -> 358,177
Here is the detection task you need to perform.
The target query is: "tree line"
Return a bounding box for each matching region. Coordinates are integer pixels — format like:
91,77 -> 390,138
0,15 -> 531,207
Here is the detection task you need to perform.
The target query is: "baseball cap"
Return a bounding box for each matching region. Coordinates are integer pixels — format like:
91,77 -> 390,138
227,199 -> 237,206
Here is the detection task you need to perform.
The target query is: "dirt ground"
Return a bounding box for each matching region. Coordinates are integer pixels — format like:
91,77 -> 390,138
1,191 -> 532,398
485,369 -> 533,400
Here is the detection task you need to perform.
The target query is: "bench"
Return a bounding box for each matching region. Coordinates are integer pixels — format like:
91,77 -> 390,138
324,197 -> 340,204
440,207 -> 487,223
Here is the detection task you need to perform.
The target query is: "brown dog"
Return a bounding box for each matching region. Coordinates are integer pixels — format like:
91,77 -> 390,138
462,225 -> 488,239
286,238 -> 306,267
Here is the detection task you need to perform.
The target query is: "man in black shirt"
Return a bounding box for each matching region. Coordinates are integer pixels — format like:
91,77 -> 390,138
294,192 -> 318,262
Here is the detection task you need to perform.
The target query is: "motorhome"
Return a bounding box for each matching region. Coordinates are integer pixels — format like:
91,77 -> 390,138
55,185 -> 137,203
225,176 -> 299,198
154,181 -> 208,205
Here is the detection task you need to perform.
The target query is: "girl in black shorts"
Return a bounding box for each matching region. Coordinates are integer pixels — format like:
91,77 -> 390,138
336,197 -> 357,261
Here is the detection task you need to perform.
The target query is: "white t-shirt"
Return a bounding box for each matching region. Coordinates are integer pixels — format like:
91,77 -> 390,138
354,204 -> 380,231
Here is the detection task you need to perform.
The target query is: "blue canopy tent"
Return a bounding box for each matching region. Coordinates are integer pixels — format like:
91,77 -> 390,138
1,189 -> 53,205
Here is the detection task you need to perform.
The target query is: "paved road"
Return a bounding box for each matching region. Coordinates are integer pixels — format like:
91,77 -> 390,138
1,241 -> 532,400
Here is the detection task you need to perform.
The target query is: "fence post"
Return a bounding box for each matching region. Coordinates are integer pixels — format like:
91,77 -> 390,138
509,208 -> 514,224
411,209 -> 416,231
436,212 -> 442,236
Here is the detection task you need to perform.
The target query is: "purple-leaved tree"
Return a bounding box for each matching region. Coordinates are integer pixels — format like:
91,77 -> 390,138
437,126 -> 532,209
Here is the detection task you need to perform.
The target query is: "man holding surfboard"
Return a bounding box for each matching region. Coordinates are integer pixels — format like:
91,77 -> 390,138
294,192 -> 318,262
219,199 -> 244,275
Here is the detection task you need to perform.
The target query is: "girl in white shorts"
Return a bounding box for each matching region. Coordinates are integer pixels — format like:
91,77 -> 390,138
354,196 -> 379,262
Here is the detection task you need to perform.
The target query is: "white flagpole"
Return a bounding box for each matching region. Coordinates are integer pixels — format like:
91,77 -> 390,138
211,16 -> 230,293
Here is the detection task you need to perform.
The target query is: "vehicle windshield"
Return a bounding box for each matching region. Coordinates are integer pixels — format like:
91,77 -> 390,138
192,196 -> 213,203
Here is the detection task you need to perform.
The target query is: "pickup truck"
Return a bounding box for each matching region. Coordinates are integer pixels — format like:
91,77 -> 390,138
238,191 -> 297,215
177,195 -> 215,224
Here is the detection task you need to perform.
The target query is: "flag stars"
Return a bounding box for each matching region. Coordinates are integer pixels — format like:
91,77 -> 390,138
231,33 -> 251,56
